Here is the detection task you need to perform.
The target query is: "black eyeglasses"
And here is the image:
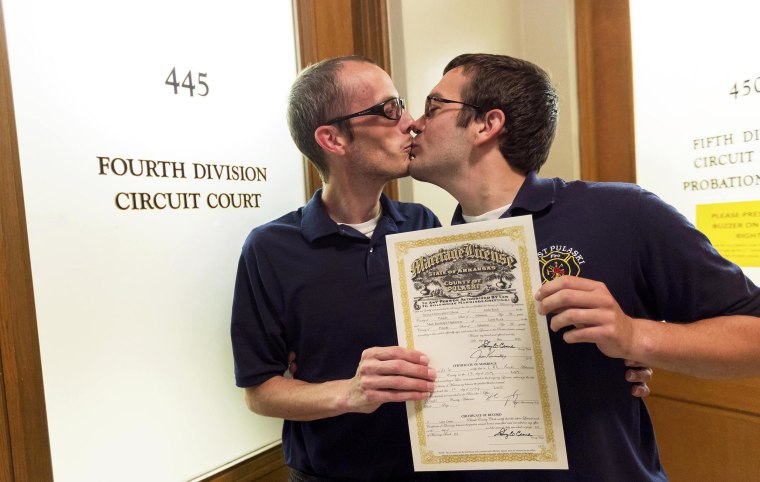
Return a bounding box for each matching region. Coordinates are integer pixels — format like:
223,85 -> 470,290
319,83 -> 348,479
324,97 -> 405,125
425,96 -> 480,118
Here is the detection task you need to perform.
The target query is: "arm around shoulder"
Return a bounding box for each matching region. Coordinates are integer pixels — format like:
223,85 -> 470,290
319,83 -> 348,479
539,275 -> 760,379
627,190 -> 760,377
631,314 -> 760,379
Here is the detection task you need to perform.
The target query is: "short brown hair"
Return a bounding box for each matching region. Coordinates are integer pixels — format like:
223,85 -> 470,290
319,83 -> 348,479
445,53 -> 558,173
287,56 -> 376,182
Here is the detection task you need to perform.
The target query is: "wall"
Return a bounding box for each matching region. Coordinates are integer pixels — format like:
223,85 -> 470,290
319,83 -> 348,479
388,0 -> 579,223
2,1 -> 300,480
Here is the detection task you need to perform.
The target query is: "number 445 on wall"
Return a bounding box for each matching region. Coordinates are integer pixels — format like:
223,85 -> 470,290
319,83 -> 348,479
165,68 -> 209,97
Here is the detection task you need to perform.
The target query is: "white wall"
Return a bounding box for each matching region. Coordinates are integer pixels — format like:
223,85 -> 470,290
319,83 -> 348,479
388,0 -> 579,224
3,0 -> 299,480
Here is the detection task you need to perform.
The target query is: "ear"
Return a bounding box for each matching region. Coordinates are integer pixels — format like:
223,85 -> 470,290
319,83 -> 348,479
474,108 -> 505,146
315,125 -> 348,156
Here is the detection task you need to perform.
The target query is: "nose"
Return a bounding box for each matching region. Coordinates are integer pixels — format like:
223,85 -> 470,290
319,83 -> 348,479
410,115 -> 425,135
399,109 -> 416,134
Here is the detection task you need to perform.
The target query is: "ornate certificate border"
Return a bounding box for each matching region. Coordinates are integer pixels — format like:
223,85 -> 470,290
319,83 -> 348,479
387,217 -> 567,471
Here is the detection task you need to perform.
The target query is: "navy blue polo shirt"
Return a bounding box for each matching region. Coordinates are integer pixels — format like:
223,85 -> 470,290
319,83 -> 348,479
231,189 -> 440,480
451,171 -> 760,481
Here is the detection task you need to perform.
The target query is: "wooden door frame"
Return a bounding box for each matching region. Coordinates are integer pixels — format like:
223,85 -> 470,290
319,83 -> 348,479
575,0 -> 636,183
0,1 -> 55,480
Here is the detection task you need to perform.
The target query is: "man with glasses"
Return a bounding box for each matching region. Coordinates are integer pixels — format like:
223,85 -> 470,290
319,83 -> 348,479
232,54 -> 653,481
230,56 -> 444,482
409,53 -> 760,481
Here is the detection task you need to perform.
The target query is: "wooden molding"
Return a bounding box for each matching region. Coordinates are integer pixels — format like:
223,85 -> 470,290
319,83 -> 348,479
1,337 -> 11,482
648,370 -> 760,416
351,0 -> 391,75
646,395 -> 760,481
0,2 -> 54,480
575,0 -> 636,183
202,446 -> 288,482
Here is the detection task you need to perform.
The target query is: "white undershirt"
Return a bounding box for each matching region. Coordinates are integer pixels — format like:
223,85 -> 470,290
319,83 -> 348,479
340,210 -> 383,238
461,203 -> 512,223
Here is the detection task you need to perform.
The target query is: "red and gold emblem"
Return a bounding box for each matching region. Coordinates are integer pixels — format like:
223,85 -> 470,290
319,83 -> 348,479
539,248 -> 582,283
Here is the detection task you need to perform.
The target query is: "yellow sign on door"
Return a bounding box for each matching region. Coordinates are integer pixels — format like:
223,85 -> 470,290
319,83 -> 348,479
697,200 -> 760,267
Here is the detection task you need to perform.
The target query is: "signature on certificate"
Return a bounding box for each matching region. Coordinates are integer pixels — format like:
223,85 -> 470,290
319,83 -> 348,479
493,427 -> 534,440
470,339 -> 516,361
483,388 -> 521,407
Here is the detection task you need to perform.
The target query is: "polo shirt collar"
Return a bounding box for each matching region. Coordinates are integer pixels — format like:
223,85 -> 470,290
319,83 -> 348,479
379,191 -> 409,225
451,171 -> 555,224
301,189 -> 407,242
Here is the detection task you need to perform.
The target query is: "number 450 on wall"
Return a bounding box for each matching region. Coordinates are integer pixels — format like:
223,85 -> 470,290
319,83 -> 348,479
165,68 -> 209,97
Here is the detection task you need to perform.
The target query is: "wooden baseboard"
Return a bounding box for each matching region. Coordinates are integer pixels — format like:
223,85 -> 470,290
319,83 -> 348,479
203,445 -> 288,482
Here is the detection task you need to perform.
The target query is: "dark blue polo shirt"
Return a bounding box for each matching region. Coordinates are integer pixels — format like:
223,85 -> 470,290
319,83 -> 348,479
451,171 -> 760,481
231,190 -> 440,481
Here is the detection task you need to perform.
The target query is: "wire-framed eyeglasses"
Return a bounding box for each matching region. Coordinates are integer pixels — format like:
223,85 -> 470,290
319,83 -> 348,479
424,95 -> 480,118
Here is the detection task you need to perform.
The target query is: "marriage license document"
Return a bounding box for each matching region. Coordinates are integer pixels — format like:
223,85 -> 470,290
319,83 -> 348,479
387,216 -> 567,471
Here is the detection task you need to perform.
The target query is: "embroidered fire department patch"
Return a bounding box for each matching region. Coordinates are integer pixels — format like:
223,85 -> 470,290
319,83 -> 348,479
538,246 -> 585,283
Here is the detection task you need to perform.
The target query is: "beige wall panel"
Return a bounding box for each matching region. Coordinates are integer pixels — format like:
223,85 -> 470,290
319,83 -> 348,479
647,396 -> 760,482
